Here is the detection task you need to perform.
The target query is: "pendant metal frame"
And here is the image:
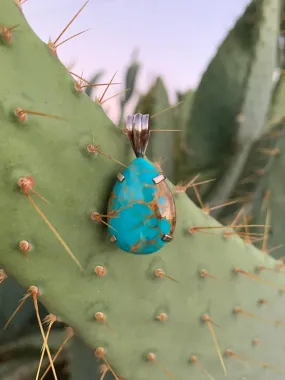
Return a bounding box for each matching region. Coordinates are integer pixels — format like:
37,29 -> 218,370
117,173 -> 125,182
153,174 -> 165,184
107,114 -> 176,253
126,113 -> 150,158
162,234 -> 173,242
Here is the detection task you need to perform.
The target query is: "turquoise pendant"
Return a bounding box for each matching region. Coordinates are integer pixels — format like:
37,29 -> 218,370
107,114 -> 176,254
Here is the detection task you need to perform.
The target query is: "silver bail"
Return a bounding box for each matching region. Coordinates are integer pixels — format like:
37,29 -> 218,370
126,113 -> 150,158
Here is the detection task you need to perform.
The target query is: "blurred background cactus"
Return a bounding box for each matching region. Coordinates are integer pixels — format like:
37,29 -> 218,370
118,49 -> 140,126
2,0 -> 285,379
84,70 -> 105,98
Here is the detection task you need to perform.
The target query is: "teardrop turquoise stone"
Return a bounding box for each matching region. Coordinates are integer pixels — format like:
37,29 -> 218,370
107,157 -> 176,254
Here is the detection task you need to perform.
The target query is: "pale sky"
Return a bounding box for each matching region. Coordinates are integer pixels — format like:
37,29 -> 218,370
23,0 -> 250,122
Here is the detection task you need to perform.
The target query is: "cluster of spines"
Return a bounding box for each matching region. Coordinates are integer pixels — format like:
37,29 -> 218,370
2,253 -> 285,379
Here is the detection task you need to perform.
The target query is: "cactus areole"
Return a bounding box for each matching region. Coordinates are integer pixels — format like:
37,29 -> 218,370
107,114 -> 176,253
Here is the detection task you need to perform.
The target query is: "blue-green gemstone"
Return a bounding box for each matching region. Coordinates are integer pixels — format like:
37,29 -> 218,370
107,157 -> 176,254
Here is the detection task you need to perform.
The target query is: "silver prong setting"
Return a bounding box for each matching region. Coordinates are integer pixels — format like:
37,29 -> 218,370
110,235 -> 117,243
117,173 -> 125,182
153,174 -> 165,184
162,234 -> 173,242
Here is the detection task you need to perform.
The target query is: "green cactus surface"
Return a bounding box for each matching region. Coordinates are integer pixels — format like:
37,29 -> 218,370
217,121 -> 285,224
182,0 -> 281,211
267,65 -> 285,127
249,59 -> 285,261
251,126 -> 285,260
219,57 -> 285,252
1,1 -> 285,379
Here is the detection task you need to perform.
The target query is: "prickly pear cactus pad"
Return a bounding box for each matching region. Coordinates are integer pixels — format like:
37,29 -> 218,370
1,1 -> 285,379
